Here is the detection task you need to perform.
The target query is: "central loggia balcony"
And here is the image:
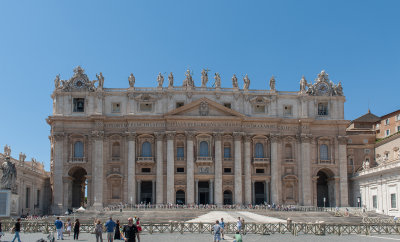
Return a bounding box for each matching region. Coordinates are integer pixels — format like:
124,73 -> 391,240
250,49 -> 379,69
196,156 -> 213,165
137,156 -> 154,164
68,157 -> 87,163
253,157 -> 270,165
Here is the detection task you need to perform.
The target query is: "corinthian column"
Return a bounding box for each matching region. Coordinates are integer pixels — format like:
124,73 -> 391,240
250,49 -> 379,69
186,131 -> 195,204
233,132 -> 243,204
244,135 -> 252,205
92,130 -> 104,209
213,132 -> 223,206
338,136 -> 349,206
126,132 -> 137,205
270,134 -> 280,205
300,134 -> 312,206
166,131 -> 176,204
52,133 -> 64,214
155,132 -> 164,204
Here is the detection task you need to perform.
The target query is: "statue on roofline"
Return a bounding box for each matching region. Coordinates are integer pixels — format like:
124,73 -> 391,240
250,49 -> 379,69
232,74 -> 238,89
243,74 -> 250,90
128,73 -> 135,88
168,72 -> 174,87
96,72 -> 104,88
299,76 -> 307,92
214,73 -> 221,88
201,69 -> 209,87
157,73 -> 164,87
269,76 -> 276,91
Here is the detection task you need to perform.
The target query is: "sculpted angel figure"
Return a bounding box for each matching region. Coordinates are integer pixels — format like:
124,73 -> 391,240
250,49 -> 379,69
201,69 -> 209,87
335,81 -> 343,96
157,73 -> 164,87
128,73 -> 135,88
300,76 -> 307,92
214,73 -> 221,88
54,74 -> 60,89
269,76 -> 276,91
168,72 -> 174,87
96,72 -> 104,88
232,74 -> 238,88
184,69 -> 194,87
243,74 -> 250,90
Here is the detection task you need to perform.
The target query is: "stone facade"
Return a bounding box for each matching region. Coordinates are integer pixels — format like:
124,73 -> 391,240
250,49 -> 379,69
0,151 -> 51,216
48,67 -> 349,213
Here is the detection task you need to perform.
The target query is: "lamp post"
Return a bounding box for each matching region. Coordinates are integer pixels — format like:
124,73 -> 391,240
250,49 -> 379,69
357,197 -> 361,208
323,197 -> 326,209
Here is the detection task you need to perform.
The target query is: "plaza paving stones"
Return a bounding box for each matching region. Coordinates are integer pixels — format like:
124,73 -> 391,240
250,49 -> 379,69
186,210 -> 286,223
2,232 -> 400,242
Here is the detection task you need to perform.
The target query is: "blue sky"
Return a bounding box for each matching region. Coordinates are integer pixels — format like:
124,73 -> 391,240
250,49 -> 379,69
0,0 -> 399,170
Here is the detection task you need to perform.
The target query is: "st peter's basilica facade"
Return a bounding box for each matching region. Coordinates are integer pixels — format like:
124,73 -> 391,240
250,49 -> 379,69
48,67 -> 349,213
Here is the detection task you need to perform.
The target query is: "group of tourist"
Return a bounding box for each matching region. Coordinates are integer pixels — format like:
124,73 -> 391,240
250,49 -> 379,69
53,216 -> 141,242
94,217 -> 141,242
212,217 -> 244,242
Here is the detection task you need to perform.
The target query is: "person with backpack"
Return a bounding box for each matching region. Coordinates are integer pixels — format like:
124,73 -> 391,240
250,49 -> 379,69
54,217 -> 63,240
11,218 -> 21,242
213,220 -> 221,242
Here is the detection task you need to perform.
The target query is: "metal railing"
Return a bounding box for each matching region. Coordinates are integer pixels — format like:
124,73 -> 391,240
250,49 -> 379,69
0,221 -> 398,236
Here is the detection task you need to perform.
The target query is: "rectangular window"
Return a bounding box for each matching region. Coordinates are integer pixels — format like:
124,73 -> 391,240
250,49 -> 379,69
254,104 -> 265,113
177,147 -> 184,158
223,103 -> 231,109
26,187 -> 30,208
176,102 -> 184,108
283,105 -> 293,116
386,119 -> 390,125
372,195 -> 377,209
141,168 -> 151,173
364,149 -> 370,154
391,194 -> 397,209
256,169 -> 265,174
397,114 -> 400,121
176,167 -> 185,173
386,129 -> 390,137
318,103 -> 328,116
73,98 -> 85,112
112,103 -> 121,113
140,103 -> 153,112
397,126 -> 400,132
224,168 -> 232,173
224,147 -> 231,158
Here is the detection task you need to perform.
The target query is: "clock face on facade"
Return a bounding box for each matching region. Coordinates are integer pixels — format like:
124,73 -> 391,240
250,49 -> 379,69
73,79 -> 84,88
316,82 -> 329,95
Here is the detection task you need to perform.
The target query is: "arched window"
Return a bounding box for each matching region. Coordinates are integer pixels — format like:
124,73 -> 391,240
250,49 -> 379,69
176,141 -> 184,159
320,144 -> 329,160
112,142 -> 120,157
255,143 -> 264,158
199,141 -> 209,157
74,141 -> 84,158
224,143 -> 231,158
141,141 -> 152,157
285,144 -> 292,159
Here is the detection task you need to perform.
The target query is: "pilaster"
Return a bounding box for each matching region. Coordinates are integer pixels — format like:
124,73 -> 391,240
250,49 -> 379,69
300,134 -> 312,206
338,136 -> 349,206
126,132 -> 137,205
91,130 -> 104,209
270,134 -> 280,204
52,132 -> 64,214
186,131 -> 196,204
233,132 -> 243,204
213,132 -> 223,206
244,135 -> 252,204
166,131 -> 176,204
155,132 -> 164,204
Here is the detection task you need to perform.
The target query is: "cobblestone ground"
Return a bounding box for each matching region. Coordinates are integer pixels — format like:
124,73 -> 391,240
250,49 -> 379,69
1,232 -> 400,242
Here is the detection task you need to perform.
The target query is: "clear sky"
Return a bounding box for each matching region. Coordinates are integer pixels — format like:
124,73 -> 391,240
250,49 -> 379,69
0,0 -> 399,171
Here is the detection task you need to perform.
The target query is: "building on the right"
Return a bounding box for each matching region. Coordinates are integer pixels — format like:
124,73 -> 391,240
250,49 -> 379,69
350,109 -> 400,216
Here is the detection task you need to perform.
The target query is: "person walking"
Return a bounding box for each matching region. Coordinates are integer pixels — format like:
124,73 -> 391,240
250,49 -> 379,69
241,218 -> 246,235
114,220 -> 121,240
220,218 -> 225,240
11,218 -> 21,242
73,219 -> 80,240
105,217 -> 116,242
236,217 -> 242,234
213,220 -> 221,242
95,219 -> 104,242
66,218 -> 72,237
54,217 -> 64,240
122,217 -> 140,242
136,217 -> 142,233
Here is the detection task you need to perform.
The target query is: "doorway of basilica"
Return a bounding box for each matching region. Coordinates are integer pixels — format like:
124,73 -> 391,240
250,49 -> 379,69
69,167 -> 87,208
254,182 -> 266,204
317,170 -> 330,207
198,181 -> 209,204
140,181 -> 153,203
223,190 -> 233,205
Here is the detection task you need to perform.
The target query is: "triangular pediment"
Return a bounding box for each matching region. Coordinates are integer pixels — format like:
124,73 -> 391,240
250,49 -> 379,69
164,97 -> 245,118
